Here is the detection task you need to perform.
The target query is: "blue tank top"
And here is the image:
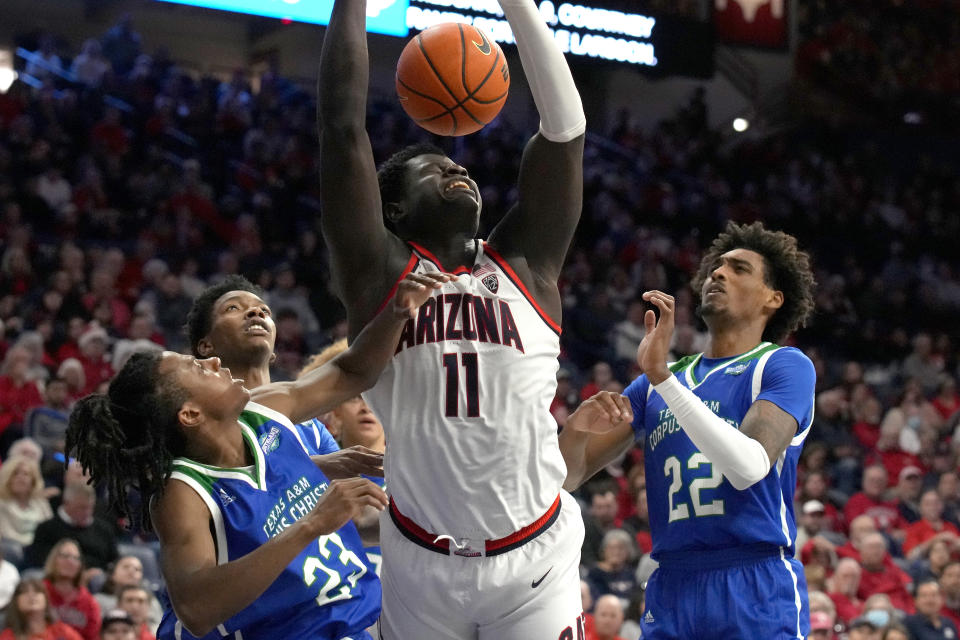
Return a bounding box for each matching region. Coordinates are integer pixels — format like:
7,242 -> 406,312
624,343 -> 815,560
156,401 -> 381,640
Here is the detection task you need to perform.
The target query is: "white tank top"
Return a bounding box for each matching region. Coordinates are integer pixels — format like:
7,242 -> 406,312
363,241 -> 567,541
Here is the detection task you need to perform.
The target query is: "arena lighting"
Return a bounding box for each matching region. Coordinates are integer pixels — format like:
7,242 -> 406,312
0,50 -> 16,93
732,117 -> 749,132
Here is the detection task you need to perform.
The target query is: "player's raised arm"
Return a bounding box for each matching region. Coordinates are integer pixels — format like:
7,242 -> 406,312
251,273 -> 450,424
488,0 -> 586,282
317,0 -> 395,305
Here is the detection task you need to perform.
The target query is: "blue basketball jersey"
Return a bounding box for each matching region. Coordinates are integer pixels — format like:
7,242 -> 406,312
297,417 -> 341,456
156,401 -> 381,640
624,343 -> 815,559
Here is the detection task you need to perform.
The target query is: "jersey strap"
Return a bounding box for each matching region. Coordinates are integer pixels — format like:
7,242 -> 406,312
388,494 -> 561,558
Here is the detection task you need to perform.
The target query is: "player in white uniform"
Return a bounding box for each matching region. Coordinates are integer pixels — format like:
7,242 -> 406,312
317,0 -> 587,636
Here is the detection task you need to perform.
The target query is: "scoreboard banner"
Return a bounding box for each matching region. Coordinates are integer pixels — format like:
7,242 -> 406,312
155,0 -> 714,77
714,0 -> 788,48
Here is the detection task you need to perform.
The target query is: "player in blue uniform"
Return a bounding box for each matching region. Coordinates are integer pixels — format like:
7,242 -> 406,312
185,275 -> 384,477
65,272 -> 450,640
560,222 -> 817,640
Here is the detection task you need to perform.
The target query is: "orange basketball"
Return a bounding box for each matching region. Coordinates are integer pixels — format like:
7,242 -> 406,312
396,22 -> 510,137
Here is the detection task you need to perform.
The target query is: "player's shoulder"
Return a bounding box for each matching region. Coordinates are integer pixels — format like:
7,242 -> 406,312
763,345 -> 815,371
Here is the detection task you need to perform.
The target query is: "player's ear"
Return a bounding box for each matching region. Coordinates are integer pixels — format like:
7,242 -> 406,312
177,400 -> 204,429
765,289 -> 784,312
269,351 -> 277,364
196,338 -> 215,358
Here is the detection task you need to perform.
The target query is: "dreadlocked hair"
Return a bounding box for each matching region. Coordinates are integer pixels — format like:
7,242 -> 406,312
377,143 -> 445,228
185,274 -> 263,356
66,350 -> 188,532
692,221 -> 816,344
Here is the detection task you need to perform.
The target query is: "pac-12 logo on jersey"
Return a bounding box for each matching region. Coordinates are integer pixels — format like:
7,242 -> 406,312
482,274 -> 499,293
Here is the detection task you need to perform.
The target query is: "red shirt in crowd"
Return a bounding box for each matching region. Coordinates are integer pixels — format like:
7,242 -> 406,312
0,375 -> 43,433
828,591 -> 864,625
903,519 -> 960,556
43,581 -> 101,640
843,492 -> 908,534
857,563 -> 914,614
0,621 -> 83,640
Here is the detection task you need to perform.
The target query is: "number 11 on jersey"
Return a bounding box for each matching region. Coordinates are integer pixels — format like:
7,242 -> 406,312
443,353 -> 479,418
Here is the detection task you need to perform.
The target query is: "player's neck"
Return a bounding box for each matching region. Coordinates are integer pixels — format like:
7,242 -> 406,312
412,235 -> 477,270
227,362 -> 271,390
188,420 -> 252,469
704,323 -> 766,359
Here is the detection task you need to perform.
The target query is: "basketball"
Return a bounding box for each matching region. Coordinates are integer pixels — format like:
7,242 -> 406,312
396,22 -> 510,136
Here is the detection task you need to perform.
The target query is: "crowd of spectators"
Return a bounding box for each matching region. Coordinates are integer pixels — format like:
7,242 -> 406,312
796,0 -> 960,129
0,7 -> 957,640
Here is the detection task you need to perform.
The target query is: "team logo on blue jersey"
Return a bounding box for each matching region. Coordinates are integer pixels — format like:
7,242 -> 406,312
644,610 -> 655,624
218,487 -> 236,506
724,363 -> 749,376
259,426 -> 282,455
482,274 -> 499,293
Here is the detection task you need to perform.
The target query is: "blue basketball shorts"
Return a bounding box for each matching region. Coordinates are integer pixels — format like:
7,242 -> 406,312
639,545 -> 809,640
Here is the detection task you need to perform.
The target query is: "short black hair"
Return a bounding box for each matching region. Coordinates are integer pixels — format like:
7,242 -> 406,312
376,143 -> 445,225
185,275 -> 263,356
692,221 -> 816,344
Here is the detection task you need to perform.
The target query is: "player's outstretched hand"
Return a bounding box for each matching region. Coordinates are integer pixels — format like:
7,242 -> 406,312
638,290 -> 675,385
393,272 -> 453,318
306,478 -> 389,536
567,391 -> 633,434
312,446 -> 384,479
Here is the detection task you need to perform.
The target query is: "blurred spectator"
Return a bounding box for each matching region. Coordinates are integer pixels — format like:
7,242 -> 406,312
0,454 -> 53,547
100,607 -> 137,640
904,490 -> 960,561
26,482 -> 118,573
905,580 -> 958,640
878,622 -> 910,640
57,358 -> 87,404
35,165 -> 72,214
610,300 -> 645,364
939,561 -> 960,628
902,334 -> 944,396
857,532 -> 914,614
620,475 -> 651,555
844,465 -> 908,540
797,471 -> 844,534
100,14 -> 141,76
43,538 -> 101,640
70,39 -> 111,89
579,362 -> 616,402
808,610 -> 835,640
114,585 -> 156,640
76,324 -> 114,395
586,529 -> 638,608
933,375 -> 960,422
911,539 -> 953,585
585,594 -> 626,640
582,483 -> 619,565
796,500 -> 845,554
846,617 -> 880,640
0,346 -> 44,452
894,465 -> 925,524
828,557 -> 864,625
93,557 -> 161,634
148,274 -> 192,352
0,577 -> 82,640
266,264 -> 320,337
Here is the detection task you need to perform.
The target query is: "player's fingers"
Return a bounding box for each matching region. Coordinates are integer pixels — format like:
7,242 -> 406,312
612,394 -> 633,421
594,392 -> 624,419
420,272 -> 455,285
644,309 -> 656,333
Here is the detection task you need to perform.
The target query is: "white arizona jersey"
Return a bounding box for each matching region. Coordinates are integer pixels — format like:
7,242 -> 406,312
363,240 -> 567,541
